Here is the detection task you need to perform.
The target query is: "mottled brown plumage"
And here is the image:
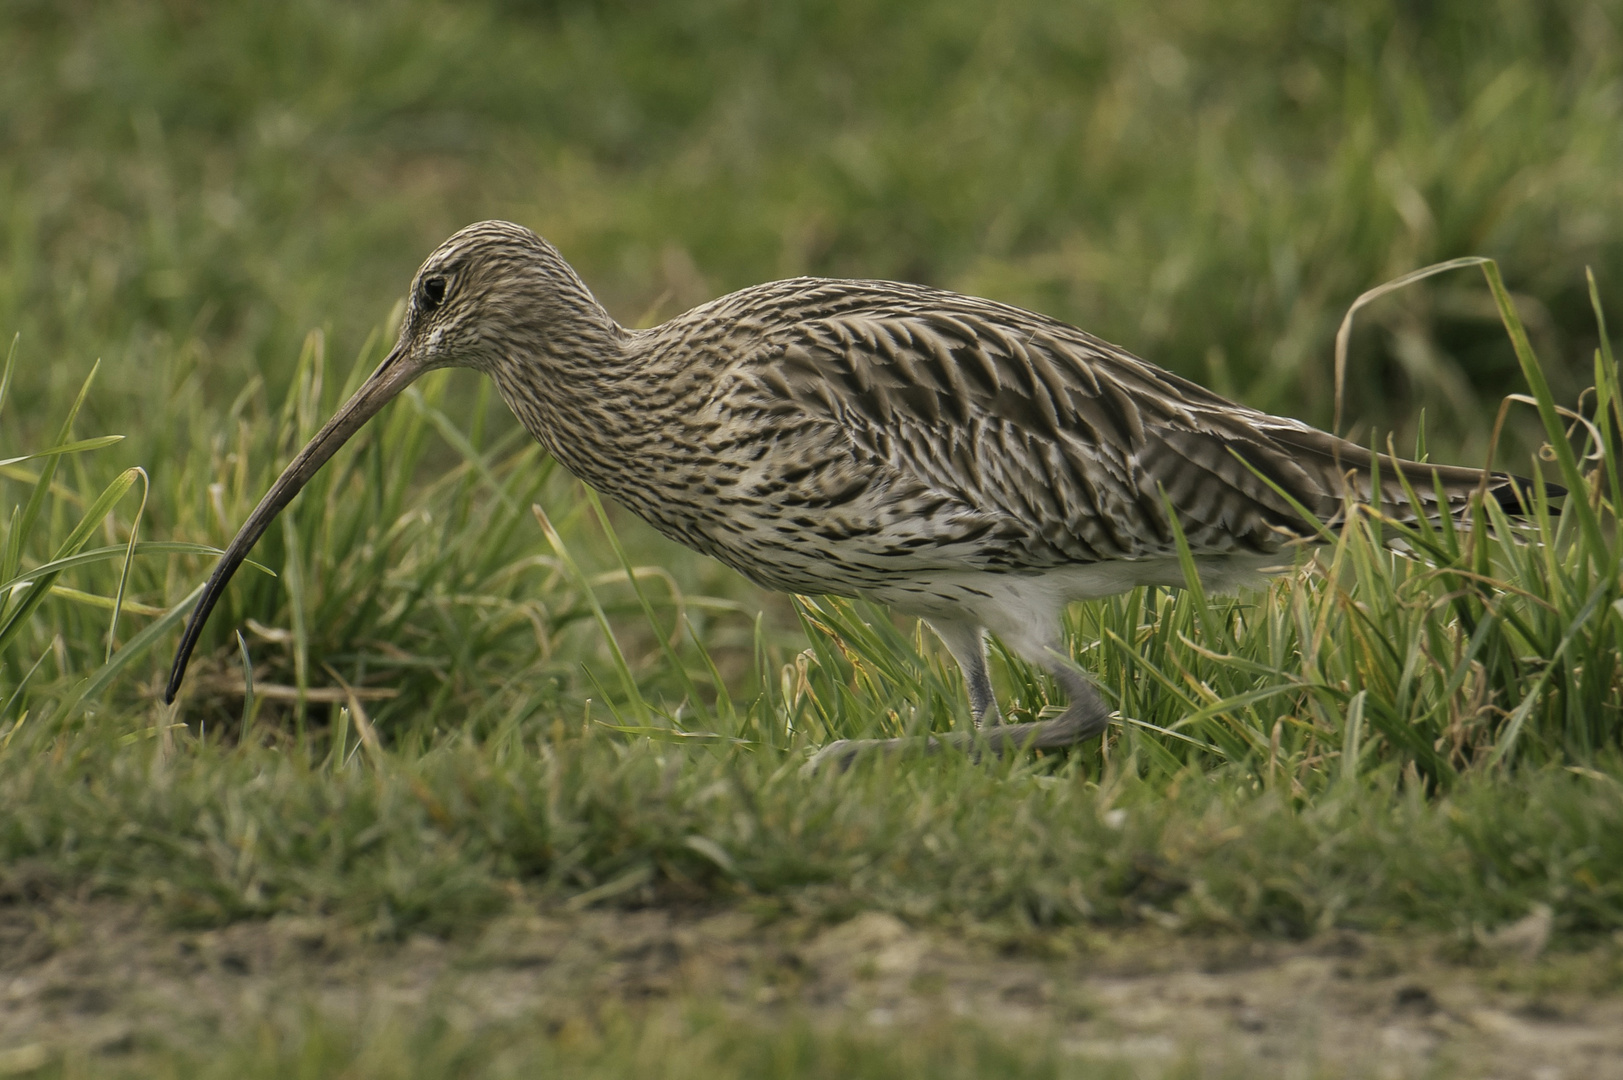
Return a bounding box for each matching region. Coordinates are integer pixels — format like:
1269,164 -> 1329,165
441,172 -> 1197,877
166,220 -> 1540,760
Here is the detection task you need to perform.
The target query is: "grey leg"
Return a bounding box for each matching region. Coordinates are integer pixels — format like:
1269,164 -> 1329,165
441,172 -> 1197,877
924,618 -> 1000,726
805,634 -> 1112,772
967,663 -> 1111,753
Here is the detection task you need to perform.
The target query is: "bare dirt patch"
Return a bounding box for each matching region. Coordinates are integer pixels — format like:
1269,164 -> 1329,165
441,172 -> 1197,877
1,898 -> 1620,1076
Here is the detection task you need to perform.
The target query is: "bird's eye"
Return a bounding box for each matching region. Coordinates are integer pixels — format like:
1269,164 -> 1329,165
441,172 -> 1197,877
420,275 -> 447,311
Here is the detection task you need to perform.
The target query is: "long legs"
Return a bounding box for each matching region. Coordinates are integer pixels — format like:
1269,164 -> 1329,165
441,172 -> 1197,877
971,663 -> 1111,752
806,622 -> 1112,770
924,618 -> 1000,725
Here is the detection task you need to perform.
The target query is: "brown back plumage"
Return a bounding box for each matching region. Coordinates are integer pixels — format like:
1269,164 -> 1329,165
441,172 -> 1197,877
568,274 -> 1542,591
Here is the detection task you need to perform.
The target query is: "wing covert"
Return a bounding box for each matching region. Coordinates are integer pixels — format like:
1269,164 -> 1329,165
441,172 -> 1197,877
717,280 -> 1516,574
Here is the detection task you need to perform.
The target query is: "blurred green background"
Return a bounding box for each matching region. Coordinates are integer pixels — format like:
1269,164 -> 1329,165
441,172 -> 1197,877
5,0 -> 1619,449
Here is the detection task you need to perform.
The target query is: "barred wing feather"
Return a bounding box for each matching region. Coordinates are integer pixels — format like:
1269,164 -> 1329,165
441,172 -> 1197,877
751,284 -> 1536,571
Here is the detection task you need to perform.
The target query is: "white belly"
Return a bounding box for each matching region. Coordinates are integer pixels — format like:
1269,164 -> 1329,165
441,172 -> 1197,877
863,552 -> 1291,660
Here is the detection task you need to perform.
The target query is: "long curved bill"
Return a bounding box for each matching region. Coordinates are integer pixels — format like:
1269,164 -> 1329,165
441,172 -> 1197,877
164,343 -> 423,703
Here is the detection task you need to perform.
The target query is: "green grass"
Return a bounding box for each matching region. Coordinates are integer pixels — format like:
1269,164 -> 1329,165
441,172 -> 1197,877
2,0 -> 1623,1074
7,713 -> 1623,939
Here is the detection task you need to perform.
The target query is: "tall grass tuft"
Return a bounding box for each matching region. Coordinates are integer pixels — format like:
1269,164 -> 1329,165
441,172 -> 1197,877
156,324 -> 768,757
0,337 -> 228,748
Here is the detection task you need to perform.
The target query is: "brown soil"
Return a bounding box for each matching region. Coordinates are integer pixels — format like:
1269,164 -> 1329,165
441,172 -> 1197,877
1,899 -> 1620,1077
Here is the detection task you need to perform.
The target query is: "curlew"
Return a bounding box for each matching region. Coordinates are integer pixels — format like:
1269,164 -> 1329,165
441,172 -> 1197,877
165,220 -> 1544,760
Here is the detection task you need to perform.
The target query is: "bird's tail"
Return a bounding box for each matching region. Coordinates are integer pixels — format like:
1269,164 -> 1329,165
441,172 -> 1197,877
1258,424 -> 1563,533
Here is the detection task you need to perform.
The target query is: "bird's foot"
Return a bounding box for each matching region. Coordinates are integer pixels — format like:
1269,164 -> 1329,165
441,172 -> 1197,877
803,703 -> 1112,773
963,702 -> 1112,755
803,673 -> 1113,774
801,735 -> 943,775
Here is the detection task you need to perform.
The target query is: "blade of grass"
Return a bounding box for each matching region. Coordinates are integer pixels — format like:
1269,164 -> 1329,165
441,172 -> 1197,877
105,468 -> 148,662
1,360 -> 102,597
0,465 -> 141,661
0,435 -> 126,470
532,501 -> 650,724
59,580 -> 206,716
1480,262 -> 1605,559
581,488 -> 708,718
1333,257 -> 1493,436
0,542 -> 260,596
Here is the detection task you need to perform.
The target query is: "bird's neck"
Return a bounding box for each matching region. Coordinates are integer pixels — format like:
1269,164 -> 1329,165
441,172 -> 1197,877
487,311 -> 658,488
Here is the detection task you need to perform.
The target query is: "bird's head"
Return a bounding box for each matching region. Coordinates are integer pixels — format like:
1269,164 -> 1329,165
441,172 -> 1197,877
392,219 -> 608,377
163,219 -> 604,703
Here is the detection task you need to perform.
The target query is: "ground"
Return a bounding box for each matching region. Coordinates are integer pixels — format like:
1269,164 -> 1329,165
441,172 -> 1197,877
3,899 -> 1620,1078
